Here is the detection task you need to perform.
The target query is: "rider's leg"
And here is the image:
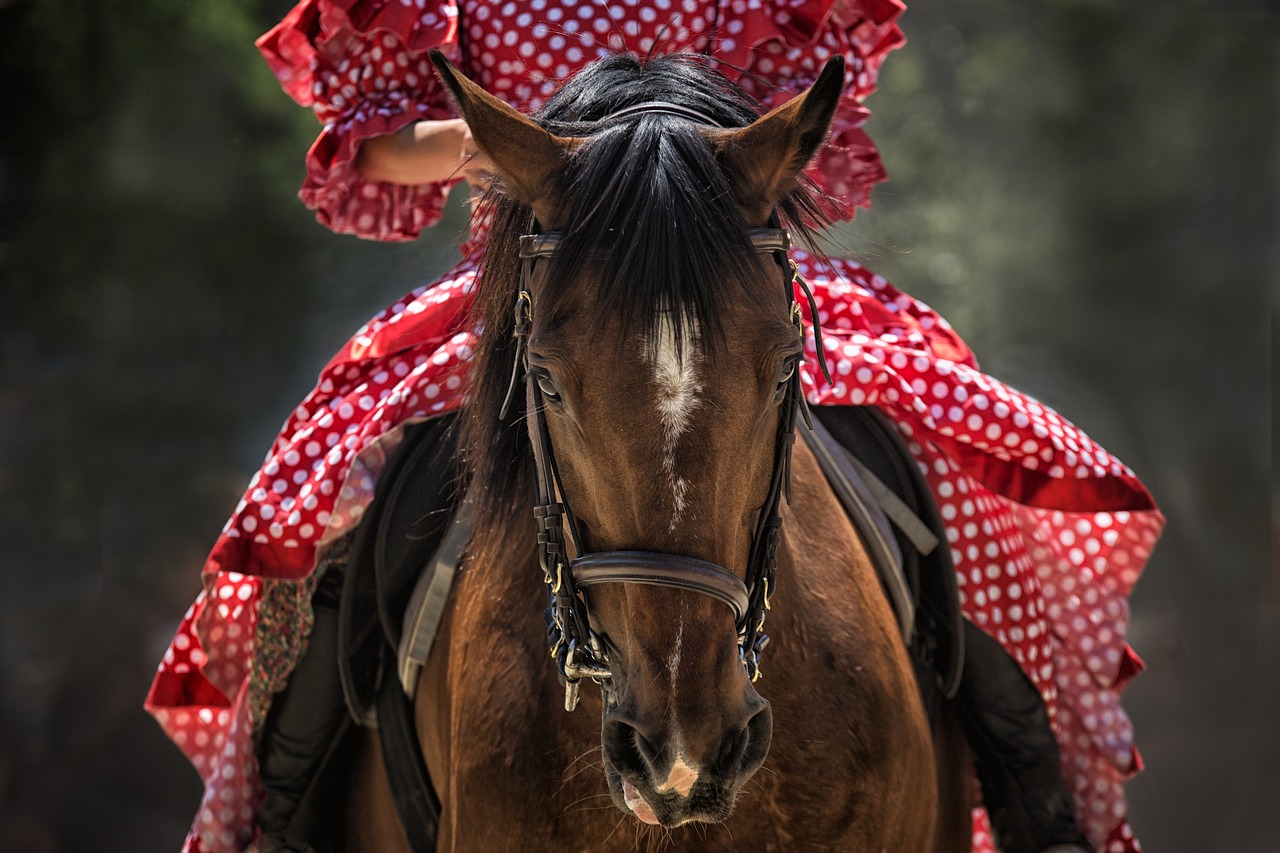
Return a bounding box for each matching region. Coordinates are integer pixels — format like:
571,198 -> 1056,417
957,620 -> 1093,853
254,567 -> 348,852
252,417 -> 459,851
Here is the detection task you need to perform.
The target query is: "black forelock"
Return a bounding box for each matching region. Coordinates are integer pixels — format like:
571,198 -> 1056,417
532,54 -> 768,354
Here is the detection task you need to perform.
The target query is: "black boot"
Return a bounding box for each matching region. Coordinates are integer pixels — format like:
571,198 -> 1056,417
957,620 -> 1094,853
254,569 -> 350,852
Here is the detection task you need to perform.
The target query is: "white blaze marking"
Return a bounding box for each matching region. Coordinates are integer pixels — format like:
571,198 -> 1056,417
654,753 -> 700,798
667,613 -> 684,684
651,315 -> 701,529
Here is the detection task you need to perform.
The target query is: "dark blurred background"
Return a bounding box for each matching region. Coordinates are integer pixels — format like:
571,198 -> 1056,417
0,0 -> 1273,850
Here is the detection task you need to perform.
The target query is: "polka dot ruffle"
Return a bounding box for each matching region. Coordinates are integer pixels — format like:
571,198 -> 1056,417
207,261 -> 477,582
258,0 -> 465,239
146,577 -> 262,853
794,252 -> 1160,853
727,0 -> 906,218
258,0 -> 906,240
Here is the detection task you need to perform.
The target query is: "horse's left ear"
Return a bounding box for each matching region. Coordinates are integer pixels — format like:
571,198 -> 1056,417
707,57 -> 845,224
430,50 -> 576,224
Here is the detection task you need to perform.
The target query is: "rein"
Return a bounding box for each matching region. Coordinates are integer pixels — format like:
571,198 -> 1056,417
507,222 -> 832,711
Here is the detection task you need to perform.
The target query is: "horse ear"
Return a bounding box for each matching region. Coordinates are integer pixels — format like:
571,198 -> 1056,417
430,50 -> 574,223
707,56 -> 846,224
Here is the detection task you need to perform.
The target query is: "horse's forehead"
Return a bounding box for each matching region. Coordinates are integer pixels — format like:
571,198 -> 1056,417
546,307 -> 753,381
532,247 -> 785,347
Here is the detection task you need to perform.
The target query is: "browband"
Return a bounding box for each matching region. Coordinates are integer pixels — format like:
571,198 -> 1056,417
519,228 -> 790,260
596,100 -> 726,127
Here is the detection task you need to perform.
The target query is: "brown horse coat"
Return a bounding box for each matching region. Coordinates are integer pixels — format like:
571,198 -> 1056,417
342,52 -> 968,853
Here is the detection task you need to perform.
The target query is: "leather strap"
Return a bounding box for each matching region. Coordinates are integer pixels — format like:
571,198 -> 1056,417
398,495 -> 477,694
745,227 -> 791,254
802,417 -> 915,639
573,552 -> 751,623
515,221 -> 821,686
520,228 -> 790,260
842,450 -> 939,555
376,644 -> 439,852
597,100 -> 726,127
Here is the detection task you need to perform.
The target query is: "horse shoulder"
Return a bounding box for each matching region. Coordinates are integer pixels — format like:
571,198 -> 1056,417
764,439 -> 939,850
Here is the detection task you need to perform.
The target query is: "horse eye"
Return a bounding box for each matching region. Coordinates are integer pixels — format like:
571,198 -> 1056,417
777,359 -> 796,387
772,359 -> 796,403
536,374 -> 561,401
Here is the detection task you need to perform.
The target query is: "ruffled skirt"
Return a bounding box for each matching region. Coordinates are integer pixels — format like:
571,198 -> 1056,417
147,250 -> 1160,853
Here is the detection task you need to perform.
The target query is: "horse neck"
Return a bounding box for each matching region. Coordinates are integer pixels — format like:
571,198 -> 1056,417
767,438 -> 914,688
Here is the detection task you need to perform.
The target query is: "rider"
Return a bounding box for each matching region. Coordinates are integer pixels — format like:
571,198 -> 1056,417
145,2 -> 1162,852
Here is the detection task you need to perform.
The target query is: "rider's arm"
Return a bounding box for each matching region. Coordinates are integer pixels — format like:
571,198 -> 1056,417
358,118 -> 492,188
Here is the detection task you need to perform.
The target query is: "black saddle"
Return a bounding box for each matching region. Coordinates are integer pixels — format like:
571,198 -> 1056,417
335,416 -> 461,847
339,416 -> 460,722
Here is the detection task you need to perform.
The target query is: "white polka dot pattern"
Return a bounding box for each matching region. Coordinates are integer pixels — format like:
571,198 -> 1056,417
728,0 -> 904,218
791,251 -> 1160,853
257,0 -> 906,240
148,248 -> 1160,853
147,577 -> 262,853
258,0 -> 466,239
148,2 -> 1162,851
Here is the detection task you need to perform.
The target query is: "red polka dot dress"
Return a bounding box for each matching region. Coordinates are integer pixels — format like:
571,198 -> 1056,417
144,2 -> 1163,851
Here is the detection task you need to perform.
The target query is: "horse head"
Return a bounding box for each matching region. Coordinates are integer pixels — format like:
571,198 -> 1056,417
436,52 -> 844,829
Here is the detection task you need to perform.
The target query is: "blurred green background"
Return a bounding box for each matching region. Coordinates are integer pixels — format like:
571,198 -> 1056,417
0,0 -> 1273,850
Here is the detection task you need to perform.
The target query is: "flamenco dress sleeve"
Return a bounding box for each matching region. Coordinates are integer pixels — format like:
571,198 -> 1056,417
256,0 -> 462,240
716,0 -> 906,222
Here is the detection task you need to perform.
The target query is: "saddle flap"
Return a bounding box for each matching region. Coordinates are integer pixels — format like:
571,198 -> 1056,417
338,417 -> 460,725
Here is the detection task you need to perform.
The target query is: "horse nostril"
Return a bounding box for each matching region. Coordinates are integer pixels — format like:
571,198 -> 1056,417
633,730 -> 660,769
718,724 -> 751,771
605,701 -> 772,793
602,717 -> 655,778
736,702 -> 773,778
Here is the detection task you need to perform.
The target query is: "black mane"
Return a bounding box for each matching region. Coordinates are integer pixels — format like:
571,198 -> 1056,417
460,54 -> 828,569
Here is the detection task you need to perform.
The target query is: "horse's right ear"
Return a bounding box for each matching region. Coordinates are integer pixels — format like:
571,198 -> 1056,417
430,50 -> 576,224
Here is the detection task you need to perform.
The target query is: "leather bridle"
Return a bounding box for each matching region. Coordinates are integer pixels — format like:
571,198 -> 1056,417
500,104 -> 832,712
505,225 -> 833,712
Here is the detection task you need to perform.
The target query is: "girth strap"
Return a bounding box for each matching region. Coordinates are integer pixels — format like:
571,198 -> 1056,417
572,552 -> 751,624
398,495 -> 477,694
376,643 -> 440,852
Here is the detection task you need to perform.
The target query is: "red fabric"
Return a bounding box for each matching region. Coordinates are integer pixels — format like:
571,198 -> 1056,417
256,0 -> 463,239
723,0 -> 906,218
148,2 -> 1160,851
254,0 -> 904,240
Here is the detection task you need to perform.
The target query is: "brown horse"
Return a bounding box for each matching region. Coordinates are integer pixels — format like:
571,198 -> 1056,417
344,53 -> 971,852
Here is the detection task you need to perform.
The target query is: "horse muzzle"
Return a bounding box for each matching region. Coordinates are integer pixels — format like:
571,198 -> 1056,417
601,696 -> 773,827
